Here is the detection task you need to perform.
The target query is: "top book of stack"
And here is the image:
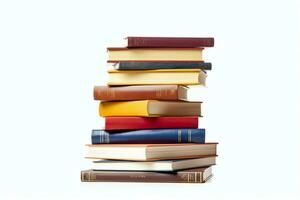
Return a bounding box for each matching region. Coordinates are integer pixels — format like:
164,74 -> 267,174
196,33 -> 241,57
125,37 -> 214,48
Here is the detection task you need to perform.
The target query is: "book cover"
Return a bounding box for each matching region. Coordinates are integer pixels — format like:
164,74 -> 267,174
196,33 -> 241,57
91,128 -> 205,144
105,116 -> 198,130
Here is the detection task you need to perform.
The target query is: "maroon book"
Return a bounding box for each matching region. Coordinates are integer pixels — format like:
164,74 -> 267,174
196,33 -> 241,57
126,37 -> 214,48
105,116 -> 198,130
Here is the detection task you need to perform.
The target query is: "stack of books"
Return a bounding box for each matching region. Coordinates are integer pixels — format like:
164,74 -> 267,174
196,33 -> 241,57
81,36 -> 218,183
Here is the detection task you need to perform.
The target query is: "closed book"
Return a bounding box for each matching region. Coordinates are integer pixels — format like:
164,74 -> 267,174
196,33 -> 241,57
91,128 -> 205,144
107,47 -> 203,62
113,61 -> 212,70
126,37 -> 214,48
105,116 -> 198,130
94,85 -> 188,101
92,157 -> 216,171
85,143 -> 218,161
99,100 -> 201,117
107,69 -> 206,86
81,166 -> 213,183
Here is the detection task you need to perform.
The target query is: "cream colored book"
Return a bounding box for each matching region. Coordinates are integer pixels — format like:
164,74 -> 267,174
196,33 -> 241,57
85,143 -> 218,161
92,156 -> 216,171
107,69 -> 206,86
107,47 -> 203,62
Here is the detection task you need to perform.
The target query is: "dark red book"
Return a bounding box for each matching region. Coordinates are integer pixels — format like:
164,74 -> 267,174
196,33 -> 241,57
105,116 -> 198,130
126,37 -> 214,48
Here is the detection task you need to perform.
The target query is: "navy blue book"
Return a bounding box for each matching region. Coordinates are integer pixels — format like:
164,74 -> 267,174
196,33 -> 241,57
113,61 -> 212,70
91,129 -> 205,144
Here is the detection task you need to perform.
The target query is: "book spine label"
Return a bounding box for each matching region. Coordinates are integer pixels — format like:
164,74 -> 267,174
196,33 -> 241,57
94,85 -> 179,101
105,116 -> 198,130
91,129 -> 205,144
118,62 -> 212,70
81,170 -> 205,183
127,37 -> 214,48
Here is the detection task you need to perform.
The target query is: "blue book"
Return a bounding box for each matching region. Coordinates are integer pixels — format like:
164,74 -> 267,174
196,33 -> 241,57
91,129 -> 205,144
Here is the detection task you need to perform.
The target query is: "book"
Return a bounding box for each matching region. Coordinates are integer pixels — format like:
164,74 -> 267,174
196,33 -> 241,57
107,47 -> 203,62
107,69 -> 206,85
81,166 -> 213,183
91,157 -> 216,171
91,128 -> 205,144
94,85 -> 189,101
126,37 -> 214,48
112,61 -> 212,70
85,143 -> 218,161
99,100 -> 201,117
104,116 -> 198,130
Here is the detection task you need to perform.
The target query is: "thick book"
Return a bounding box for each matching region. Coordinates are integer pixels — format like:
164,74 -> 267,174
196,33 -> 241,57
105,116 -> 198,130
85,143 -> 218,161
99,100 -> 201,117
94,85 -> 188,101
112,61 -> 212,70
91,128 -> 205,144
81,166 -> 213,183
107,47 -> 203,62
126,37 -> 214,48
92,157 -> 216,171
107,69 -> 206,86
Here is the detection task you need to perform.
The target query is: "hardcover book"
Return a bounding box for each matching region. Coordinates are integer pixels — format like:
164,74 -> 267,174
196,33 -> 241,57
99,100 -> 201,117
94,85 -> 188,101
126,37 -> 214,48
92,157 -> 216,171
107,47 -> 203,62
104,116 -> 198,130
81,166 -> 213,183
107,69 -> 206,85
85,143 -> 218,161
112,61 -> 212,70
91,128 -> 205,144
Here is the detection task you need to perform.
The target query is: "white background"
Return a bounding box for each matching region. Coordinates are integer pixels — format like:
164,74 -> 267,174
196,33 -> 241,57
0,0 -> 299,199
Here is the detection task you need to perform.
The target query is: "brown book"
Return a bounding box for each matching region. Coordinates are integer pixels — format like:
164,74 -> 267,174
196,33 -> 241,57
81,166 -> 212,183
126,37 -> 214,48
94,85 -> 188,101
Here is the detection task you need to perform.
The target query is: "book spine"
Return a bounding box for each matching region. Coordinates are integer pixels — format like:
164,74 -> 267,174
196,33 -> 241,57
127,37 -> 214,48
94,85 -> 179,101
81,170 -> 205,183
118,62 -> 212,70
91,129 -> 205,144
105,116 -> 198,130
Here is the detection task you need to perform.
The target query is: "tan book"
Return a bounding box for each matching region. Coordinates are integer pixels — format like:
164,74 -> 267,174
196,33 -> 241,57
85,143 -> 218,161
107,69 -> 206,86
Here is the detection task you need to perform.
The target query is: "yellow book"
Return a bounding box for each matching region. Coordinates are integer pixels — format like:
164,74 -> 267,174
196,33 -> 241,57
107,48 -> 203,62
107,69 -> 206,86
99,100 -> 201,117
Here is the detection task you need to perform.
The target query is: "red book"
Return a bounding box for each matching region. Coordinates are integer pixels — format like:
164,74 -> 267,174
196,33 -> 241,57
126,37 -> 214,48
105,116 -> 198,130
